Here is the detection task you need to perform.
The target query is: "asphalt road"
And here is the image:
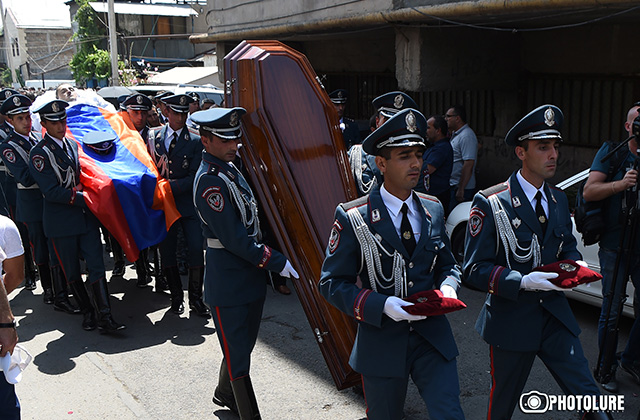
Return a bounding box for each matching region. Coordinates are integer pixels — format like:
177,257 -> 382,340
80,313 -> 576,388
6,259 -> 639,420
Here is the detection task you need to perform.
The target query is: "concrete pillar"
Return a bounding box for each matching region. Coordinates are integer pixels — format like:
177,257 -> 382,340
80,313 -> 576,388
395,27 -> 424,92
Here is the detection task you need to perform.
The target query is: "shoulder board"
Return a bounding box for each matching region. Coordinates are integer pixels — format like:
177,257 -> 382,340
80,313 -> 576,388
415,192 -> 439,203
149,127 -> 163,139
206,162 -> 221,176
187,126 -> 200,138
480,182 -> 508,198
339,195 -> 368,211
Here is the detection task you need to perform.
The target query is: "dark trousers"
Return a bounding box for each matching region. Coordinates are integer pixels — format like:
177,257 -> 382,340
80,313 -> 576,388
159,215 -> 203,268
0,378 -> 19,420
212,300 -> 264,380
362,332 -> 465,420
50,223 -> 105,285
487,314 -> 599,420
24,221 -> 51,266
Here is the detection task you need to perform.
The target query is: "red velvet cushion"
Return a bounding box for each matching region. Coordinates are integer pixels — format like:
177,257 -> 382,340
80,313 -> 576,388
402,289 -> 467,316
535,260 -> 602,289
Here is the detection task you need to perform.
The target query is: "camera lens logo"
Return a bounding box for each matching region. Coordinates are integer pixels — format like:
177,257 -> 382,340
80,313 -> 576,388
519,391 -> 550,414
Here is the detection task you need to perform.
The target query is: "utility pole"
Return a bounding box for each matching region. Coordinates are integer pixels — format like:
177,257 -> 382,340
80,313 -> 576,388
107,0 -> 119,86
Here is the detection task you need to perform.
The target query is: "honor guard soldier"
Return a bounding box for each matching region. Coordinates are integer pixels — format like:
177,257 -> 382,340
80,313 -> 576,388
347,91 -> 417,198
463,105 -> 610,420
28,99 -> 125,334
147,93 -> 209,317
329,89 -> 360,150
122,93 -> 152,141
0,94 -> 78,312
319,108 -> 465,420
191,107 -> 299,419
0,88 -> 37,289
115,93 -> 154,288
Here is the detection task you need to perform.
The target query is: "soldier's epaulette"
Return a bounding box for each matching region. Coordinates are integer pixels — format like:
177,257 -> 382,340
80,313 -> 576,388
479,182 -> 508,198
187,126 -> 200,138
339,195 -> 368,211
206,162 -> 221,176
415,192 -> 439,203
148,127 -> 163,140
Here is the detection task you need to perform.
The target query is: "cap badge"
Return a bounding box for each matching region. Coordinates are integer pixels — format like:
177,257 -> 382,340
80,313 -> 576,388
52,102 -> 60,113
393,94 -> 404,109
4,91 -> 11,99
544,107 -> 555,127
12,97 -> 20,106
337,91 -> 344,99
180,96 -> 187,106
136,95 -> 143,104
559,262 -> 577,272
406,111 -> 417,133
229,111 -> 239,127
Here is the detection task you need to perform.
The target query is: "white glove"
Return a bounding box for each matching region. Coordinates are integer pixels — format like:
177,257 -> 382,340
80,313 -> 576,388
520,271 -> 564,291
576,260 -> 588,268
279,260 -> 299,279
440,284 -> 458,299
383,296 -> 427,322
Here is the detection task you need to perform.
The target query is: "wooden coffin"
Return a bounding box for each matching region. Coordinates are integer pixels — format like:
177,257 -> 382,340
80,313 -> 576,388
224,40 -> 360,390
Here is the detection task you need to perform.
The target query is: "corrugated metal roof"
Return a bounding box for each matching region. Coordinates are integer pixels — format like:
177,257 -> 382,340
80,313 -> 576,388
89,2 -> 198,17
7,1 -> 71,29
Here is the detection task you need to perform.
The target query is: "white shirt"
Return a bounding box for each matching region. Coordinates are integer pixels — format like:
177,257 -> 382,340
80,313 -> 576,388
380,184 -> 422,243
0,215 -> 24,284
516,170 -> 548,216
164,127 -> 183,151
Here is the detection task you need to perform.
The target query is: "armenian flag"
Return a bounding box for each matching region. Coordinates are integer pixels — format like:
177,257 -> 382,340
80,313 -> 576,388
64,103 -> 180,261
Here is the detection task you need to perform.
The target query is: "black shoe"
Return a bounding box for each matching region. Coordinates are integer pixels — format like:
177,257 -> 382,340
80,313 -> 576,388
98,315 -> 126,334
155,276 -> 169,293
600,377 -> 618,393
24,276 -> 37,291
82,311 -> 97,331
112,261 -> 126,277
137,275 -> 152,288
53,299 -> 81,314
43,288 -> 54,304
189,299 -> 211,318
171,298 -> 185,315
621,361 -> 640,385
212,388 -> 238,415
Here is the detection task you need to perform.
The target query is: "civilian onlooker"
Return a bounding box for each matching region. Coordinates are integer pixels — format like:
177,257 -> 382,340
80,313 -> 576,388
0,213 -> 25,420
416,115 -> 453,214
445,105 -> 478,211
583,103 -> 640,392
201,98 -> 216,110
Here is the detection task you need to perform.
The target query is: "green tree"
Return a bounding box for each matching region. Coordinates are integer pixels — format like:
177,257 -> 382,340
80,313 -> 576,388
70,0 -> 111,85
1,68 -> 12,86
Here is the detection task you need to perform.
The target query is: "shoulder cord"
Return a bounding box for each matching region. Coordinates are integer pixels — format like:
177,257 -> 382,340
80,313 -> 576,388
488,194 -> 541,269
41,144 -> 76,189
218,171 -> 261,241
349,145 -> 376,195
147,134 -> 169,178
346,207 -> 407,298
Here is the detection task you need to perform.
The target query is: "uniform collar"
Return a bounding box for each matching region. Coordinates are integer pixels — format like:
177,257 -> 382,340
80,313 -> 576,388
380,183 -> 418,219
516,170 -> 547,206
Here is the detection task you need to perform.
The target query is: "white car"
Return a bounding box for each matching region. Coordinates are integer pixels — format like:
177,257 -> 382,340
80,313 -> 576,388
445,169 -> 635,317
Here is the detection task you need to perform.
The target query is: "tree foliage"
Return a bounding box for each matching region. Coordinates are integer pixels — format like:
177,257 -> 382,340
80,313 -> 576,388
70,0 -> 112,85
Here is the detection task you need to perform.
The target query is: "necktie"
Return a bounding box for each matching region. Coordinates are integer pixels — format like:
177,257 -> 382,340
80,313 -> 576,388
169,132 -> 177,154
535,191 -> 547,236
400,203 -> 416,255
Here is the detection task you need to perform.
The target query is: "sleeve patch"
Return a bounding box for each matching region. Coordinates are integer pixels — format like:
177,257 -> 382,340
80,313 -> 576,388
328,219 -> 342,254
468,207 -> 485,237
2,149 -> 15,164
203,186 -> 224,212
257,245 -> 272,268
31,154 -> 45,172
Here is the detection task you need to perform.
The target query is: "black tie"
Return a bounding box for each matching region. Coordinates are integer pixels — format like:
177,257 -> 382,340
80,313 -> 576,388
169,132 -> 177,154
400,203 -> 416,255
535,191 -> 547,236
